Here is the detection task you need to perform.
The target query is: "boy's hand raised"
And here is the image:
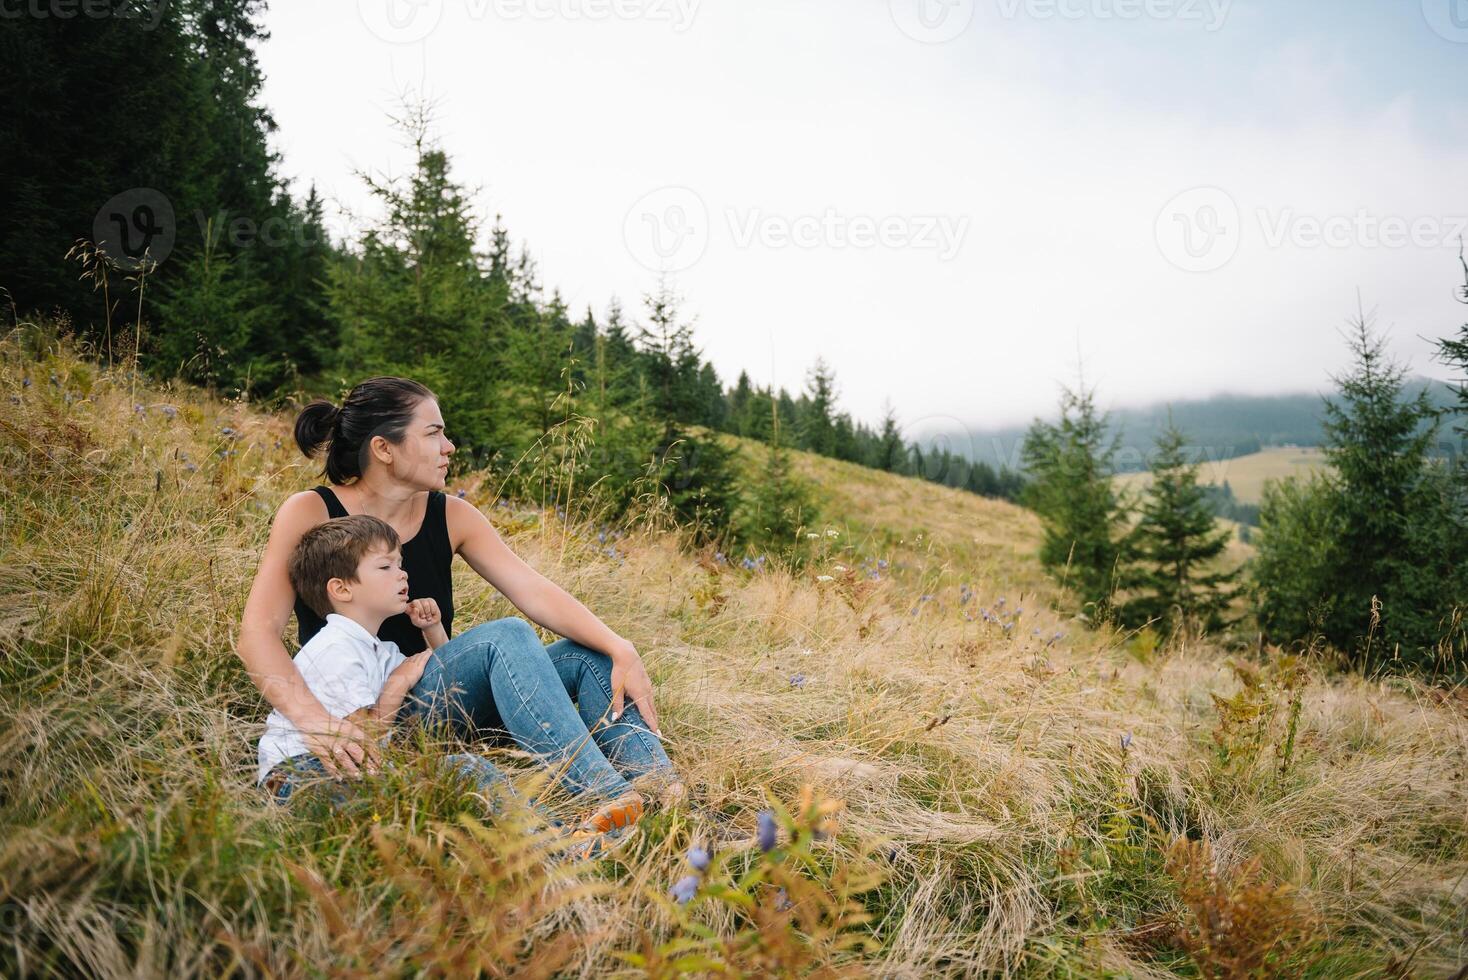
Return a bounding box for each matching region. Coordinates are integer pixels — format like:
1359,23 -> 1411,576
406,597 -> 441,629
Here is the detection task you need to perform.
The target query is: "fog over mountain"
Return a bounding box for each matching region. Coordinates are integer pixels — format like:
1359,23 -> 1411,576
917,378 -> 1461,474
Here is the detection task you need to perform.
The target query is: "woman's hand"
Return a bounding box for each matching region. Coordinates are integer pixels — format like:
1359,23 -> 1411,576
389,650 -> 433,690
609,642 -> 660,734
300,714 -> 380,778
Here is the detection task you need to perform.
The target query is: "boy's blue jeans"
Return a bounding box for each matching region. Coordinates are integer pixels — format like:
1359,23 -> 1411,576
265,618 -> 675,806
400,617 -> 674,801
265,752 -> 508,807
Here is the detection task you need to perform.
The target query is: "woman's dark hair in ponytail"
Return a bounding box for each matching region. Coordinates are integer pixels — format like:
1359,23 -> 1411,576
293,377 -> 436,484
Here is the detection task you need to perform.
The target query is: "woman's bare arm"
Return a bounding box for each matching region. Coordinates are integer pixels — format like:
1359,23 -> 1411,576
446,495 -> 661,732
237,490 -> 379,776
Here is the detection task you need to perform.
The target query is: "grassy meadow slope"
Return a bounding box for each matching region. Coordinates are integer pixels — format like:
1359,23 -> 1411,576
1114,446 -> 1330,506
2,326 -> 1465,977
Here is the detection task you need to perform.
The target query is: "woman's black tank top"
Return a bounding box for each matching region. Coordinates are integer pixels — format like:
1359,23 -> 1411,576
294,486 -> 455,655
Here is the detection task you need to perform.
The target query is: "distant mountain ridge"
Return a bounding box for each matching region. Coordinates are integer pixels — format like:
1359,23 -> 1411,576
919,379 -> 1460,474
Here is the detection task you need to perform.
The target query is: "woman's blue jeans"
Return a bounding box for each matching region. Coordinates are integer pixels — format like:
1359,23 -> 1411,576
399,617 -> 674,802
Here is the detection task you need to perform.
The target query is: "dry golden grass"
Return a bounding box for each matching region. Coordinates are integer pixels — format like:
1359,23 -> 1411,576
1115,446 -> 1330,506
2,324 -> 1465,977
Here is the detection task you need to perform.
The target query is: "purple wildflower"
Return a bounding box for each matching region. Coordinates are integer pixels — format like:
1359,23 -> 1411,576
688,846 -> 711,872
669,874 -> 699,905
757,810 -> 777,852
1120,732 -> 1133,752
789,673 -> 806,688
773,888 -> 793,911
456,489 -> 466,498
21,377 -> 31,388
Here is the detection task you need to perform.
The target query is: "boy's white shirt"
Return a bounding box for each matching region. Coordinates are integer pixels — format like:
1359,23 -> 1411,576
257,612 -> 406,783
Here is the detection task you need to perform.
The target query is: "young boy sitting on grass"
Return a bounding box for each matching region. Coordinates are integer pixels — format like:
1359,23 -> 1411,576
257,514 -> 509,806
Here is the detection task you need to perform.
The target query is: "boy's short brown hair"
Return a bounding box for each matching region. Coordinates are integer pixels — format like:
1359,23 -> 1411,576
289,515 -> 401,618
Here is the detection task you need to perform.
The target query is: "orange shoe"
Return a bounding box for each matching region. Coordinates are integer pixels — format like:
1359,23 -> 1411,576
581,791 -> 644,834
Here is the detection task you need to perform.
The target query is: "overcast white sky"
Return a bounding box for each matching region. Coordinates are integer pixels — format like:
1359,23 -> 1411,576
258,0 -> 1468,435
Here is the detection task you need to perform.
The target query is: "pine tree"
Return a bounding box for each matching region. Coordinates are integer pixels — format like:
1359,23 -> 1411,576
874,403 -> 907,473
1435,250 -> 1468,479
598,298 -> 641,408
154,221 -> 265,390
1318,309 -> 1440,660
1254,302 -> 1463,668
328,107 -> 502,454
501,287 -> 574,437
632,281 -> 741,542
832,412 -> 860,462
636,278 -> 704,431
1120,417 -> 1240,635
1021,382 -> 1133,621
727,371 -> 755,436
696,362 -> 727,429
738,399 -> 818,560
799,358 -> 838,456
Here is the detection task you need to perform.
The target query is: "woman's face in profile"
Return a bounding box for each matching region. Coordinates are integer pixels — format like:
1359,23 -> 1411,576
384,398 -> 454,489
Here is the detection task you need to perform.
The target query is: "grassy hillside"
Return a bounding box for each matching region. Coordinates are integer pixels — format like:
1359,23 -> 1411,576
3,326 -> 1465,977
1115,446 -> 1330,506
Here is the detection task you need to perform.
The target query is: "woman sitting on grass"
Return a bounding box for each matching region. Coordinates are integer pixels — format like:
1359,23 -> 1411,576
236,376 -> 680,833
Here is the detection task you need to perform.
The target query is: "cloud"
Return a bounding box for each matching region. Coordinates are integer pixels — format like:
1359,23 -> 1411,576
259,1 -> 1466,431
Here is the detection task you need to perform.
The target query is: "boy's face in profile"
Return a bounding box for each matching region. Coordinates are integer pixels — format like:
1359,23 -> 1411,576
328,545 -> 410,621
